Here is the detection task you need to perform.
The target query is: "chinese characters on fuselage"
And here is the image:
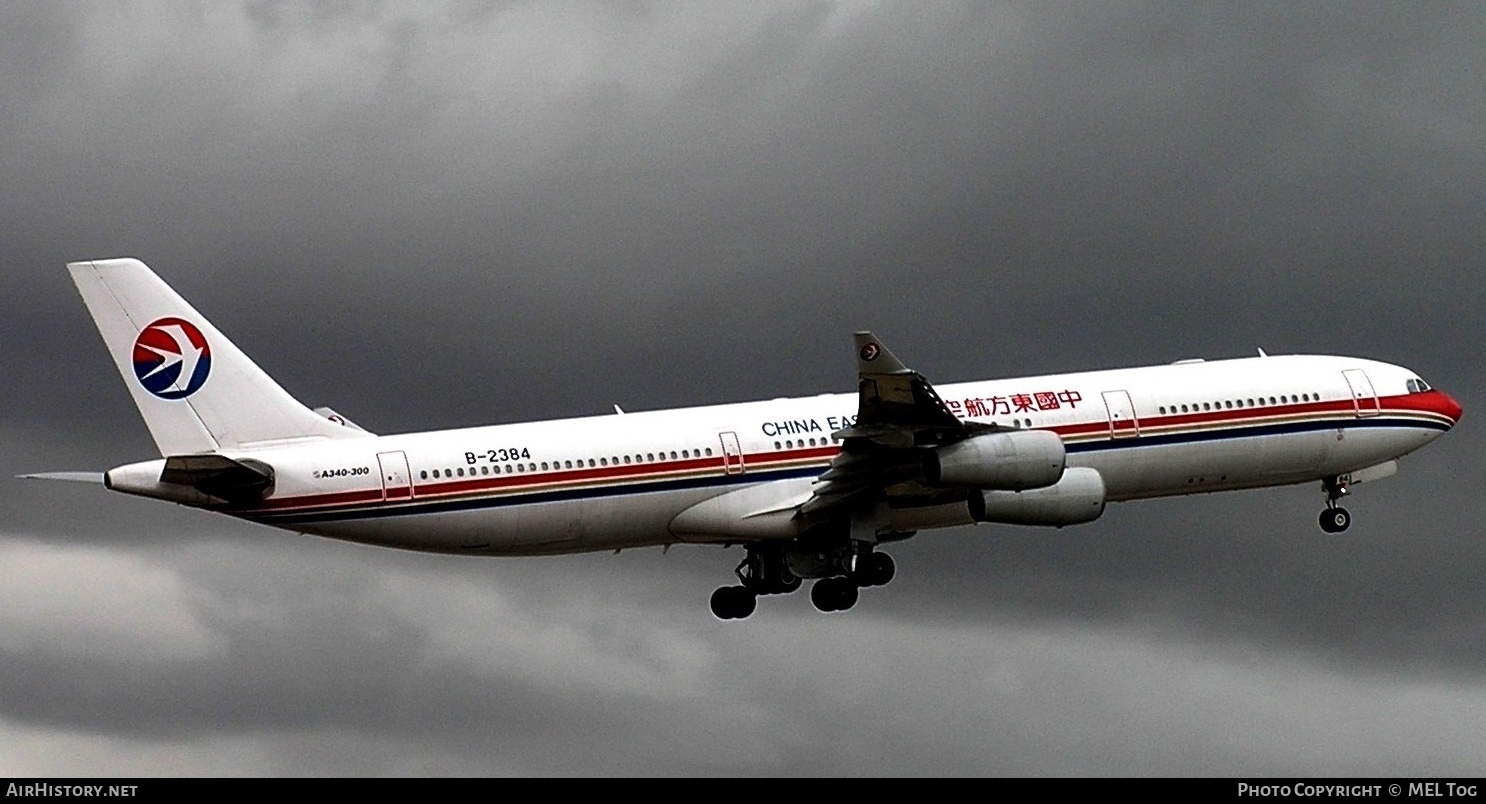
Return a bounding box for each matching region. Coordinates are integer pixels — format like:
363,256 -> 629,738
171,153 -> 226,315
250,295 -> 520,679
951,389 -> 1083,418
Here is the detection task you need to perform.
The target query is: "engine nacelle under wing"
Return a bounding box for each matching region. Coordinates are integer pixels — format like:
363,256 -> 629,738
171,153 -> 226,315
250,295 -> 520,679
926,430 -> 1066,490
969,466 -> 1106,527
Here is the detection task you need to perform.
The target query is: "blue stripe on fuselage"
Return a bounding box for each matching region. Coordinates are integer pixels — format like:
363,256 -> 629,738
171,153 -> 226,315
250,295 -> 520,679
246,415 -> 1446,526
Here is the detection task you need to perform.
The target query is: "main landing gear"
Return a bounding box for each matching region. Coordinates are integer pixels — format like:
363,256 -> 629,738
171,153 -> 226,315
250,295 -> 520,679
1319,475 -> 1352,533
710,542 -> 799,621
710,540 -> 897,620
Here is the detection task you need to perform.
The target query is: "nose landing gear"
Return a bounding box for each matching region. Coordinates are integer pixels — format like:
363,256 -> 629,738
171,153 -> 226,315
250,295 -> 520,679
1319,475 -> 1351,533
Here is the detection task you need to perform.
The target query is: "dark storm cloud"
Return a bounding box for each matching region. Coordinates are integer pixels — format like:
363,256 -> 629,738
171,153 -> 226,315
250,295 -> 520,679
2,0 -> 1483,775
2,536 -> 1482,776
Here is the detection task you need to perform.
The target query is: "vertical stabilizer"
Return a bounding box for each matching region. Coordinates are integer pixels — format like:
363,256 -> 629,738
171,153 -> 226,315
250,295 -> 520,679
68,258 -> 372,455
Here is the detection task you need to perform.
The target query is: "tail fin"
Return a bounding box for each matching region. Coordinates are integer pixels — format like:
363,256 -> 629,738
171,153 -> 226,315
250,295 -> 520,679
68,258 -> 373,455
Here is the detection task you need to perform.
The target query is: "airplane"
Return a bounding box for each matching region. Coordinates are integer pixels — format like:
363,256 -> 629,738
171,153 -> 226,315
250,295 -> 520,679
25,258 -> 1462,620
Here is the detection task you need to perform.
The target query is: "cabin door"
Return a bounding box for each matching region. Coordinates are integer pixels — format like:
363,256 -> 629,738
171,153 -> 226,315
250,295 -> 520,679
1101,390 -> 1140,438
1342,369 -> 1380,417
377,451 -> 413,501
719,431 -> 745,475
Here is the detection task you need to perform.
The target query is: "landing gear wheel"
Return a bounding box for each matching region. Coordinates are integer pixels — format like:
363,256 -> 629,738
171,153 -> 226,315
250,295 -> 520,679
856,552 -> 896,588
1319,507 -> 1351,534
810,578 -> 860,613
710,586 -> 757,620
835,580 -> 859,611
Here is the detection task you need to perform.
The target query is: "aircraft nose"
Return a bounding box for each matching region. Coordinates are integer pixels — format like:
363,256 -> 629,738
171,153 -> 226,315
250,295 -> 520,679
1440,391 -> 1464,427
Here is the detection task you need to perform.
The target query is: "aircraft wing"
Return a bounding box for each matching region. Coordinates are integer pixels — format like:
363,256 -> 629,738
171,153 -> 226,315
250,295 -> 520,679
800,332 -> 990,519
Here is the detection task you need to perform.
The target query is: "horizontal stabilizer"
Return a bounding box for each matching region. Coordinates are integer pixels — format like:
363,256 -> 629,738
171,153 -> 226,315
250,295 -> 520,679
18,471 -> 105,484
160,454 -> 274,502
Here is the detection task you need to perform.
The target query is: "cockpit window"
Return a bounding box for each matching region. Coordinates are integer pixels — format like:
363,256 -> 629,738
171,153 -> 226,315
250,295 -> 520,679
1406,378 -> 1432,393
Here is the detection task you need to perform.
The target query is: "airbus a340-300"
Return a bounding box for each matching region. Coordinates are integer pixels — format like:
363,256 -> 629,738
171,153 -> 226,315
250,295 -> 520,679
26,259 -> 1461,619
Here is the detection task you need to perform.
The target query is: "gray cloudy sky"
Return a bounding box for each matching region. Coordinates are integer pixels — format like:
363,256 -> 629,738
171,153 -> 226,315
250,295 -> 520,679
2,1 -> 1483,776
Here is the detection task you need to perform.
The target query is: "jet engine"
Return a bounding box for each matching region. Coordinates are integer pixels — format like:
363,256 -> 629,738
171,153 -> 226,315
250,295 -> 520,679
968,466 -> 1106,526
925,430 -> 1065,490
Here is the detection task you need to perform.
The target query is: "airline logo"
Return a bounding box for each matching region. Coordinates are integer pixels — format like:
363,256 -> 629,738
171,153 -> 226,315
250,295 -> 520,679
132,318 -> 211,399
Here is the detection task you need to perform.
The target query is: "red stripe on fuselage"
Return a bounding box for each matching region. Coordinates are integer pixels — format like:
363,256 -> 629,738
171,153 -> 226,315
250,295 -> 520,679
241,447 -> 840,514
238,392 -> 1454,516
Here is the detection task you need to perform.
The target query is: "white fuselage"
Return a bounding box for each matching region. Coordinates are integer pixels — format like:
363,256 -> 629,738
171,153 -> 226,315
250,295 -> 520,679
103,353 -> 1455,557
